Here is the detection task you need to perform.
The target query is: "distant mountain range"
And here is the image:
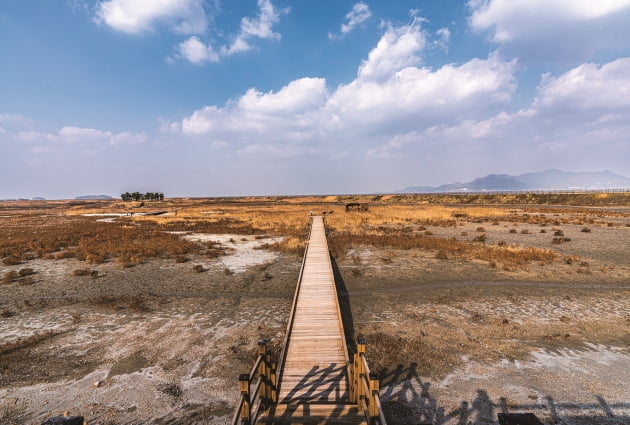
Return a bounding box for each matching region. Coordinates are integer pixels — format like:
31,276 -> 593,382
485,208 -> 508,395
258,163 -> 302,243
75,195 -> 113,200
400,169 -> 630,193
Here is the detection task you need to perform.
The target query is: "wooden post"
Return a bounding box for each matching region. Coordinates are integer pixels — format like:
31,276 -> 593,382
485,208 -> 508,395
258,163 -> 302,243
258,340 -> 267,401
239,374 -> 251,425
348,359 -> 356,403
369,372 -> 380,419
356,337 -> 366,406
270,360 -> 277,403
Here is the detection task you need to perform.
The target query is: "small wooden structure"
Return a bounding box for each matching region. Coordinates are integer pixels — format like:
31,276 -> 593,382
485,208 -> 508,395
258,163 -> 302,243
345,202 -> 369,212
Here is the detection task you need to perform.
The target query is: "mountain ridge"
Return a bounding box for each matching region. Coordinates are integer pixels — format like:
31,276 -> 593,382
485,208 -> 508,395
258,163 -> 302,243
400,169 -> 630,193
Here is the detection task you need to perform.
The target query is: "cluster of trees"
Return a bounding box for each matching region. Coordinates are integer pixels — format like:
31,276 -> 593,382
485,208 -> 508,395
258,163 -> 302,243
120,192 -> 164,201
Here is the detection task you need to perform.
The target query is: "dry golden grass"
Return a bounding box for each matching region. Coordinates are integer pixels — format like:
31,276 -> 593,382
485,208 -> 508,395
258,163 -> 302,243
4,195 -> 621,270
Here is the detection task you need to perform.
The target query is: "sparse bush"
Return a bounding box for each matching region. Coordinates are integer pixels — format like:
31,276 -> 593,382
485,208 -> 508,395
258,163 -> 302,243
223,267 -> 233,275
476,227 -> 485,232
509,229 -> 517,234
520,229 -> 530,234
460,231 -> 468,236
2,271 -> 18,284
554,230 -> 564,236
435,250 -> 448,260
424,230 -> 433,236
262,271 -> 273,281
581,227 -> 591,233
475,233 -> 487,242
492,221 -> 499,226
175,255 -> 190,263
72,268 -> 99,278
497,241 -> 506,247
18,268 -> 35,277
351,268 -> 362,276
3,255 -> 23,266
540,229 -> 547,233
193,264 -> 205,273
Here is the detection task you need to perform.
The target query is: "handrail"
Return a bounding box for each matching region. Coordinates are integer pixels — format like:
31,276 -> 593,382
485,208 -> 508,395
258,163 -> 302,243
348,338 -> 388,425
231,340 -> 276,425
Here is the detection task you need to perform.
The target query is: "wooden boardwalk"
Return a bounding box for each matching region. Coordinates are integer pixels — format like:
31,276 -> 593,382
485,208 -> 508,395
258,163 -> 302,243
258,216 -> 365,424
234,216 -> 385,425
278,215 -> 349,403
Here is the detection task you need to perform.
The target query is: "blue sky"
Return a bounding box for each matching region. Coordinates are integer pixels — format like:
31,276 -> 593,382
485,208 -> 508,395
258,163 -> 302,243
1,0 -> 630,199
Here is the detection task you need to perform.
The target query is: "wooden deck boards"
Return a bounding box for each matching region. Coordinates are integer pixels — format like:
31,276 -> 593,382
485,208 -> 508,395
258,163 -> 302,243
257,216 -> 367,425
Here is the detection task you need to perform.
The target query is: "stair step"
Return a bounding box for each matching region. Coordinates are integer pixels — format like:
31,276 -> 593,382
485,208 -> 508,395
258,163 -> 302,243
256,403 -> 368,425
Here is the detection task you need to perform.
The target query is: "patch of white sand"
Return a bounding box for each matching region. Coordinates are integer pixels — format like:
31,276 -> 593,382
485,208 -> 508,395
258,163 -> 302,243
182,233 -> 283,273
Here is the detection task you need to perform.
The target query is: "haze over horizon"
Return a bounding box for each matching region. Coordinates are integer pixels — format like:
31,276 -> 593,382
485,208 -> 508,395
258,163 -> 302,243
2,1 -> 630,199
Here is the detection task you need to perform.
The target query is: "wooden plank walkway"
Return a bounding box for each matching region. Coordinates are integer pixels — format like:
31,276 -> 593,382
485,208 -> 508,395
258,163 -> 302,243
257,216 -> 367,425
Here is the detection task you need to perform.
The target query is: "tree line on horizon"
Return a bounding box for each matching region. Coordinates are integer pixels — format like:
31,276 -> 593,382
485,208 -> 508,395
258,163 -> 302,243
120,192 -> 164,201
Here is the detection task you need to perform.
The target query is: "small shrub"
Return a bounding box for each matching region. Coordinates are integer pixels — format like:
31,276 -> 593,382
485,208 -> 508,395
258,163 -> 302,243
554,230 -> 564,236
193,264 -> 205,273
520,229 -> 530,234
54,250 -> 75,260
540,229 -> 547,233
351,268 -> 362,276
72,268 -> 98,278
424,230 -> 433,236
476,227 -> 486,232
3,256 -> 23,266
460,231 -> 468,236
85,254 -> 106,264
18,268 -> 35,277
497,241 -> 506,247
492,221 -> 499,226
175,255 -> 190,263
489,260 -> 497,268
1,310 -> 15,318
2,271 -> 18,284
435,250 -> 448,260
475,234 -> 487,242
262,271 -> 273,281
509,229 -> 517,234
580,227 -> 591,233
223,267 -> 233,275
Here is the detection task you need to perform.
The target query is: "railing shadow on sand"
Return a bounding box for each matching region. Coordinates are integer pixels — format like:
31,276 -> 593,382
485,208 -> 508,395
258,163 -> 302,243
378,362 -> 630,425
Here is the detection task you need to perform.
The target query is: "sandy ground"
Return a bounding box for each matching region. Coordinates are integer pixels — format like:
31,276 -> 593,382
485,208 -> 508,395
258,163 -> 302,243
1,207 -> 629,424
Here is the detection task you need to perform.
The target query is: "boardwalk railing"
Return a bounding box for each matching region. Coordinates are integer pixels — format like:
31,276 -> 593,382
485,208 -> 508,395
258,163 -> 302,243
349,338 -> 388,425
231,340 -> 277,425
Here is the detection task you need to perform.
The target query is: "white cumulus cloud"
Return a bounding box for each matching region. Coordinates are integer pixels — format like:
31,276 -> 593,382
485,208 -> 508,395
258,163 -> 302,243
177,36 -> 219,64
369,57 -> 630,174
95,0 -> 208,34
329,2 -> 372,39
225,0 -> 288,55
175,0 -> 287,63
468,0 -> 630,62
175,18 -> 517,158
